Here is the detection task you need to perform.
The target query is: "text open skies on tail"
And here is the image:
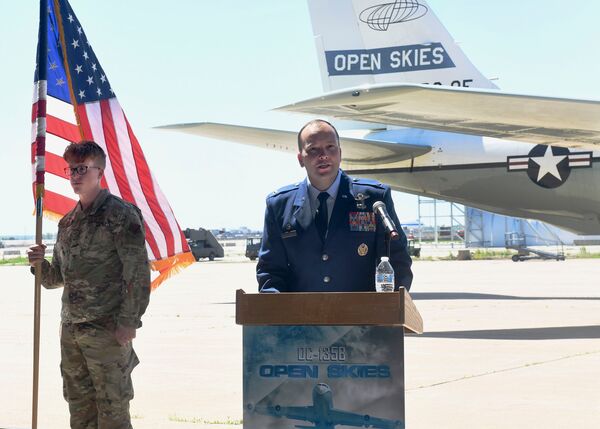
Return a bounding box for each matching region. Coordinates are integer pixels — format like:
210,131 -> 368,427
161,0 -> 600,235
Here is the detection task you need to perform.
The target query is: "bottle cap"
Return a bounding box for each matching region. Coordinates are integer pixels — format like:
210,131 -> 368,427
381,256 -> 389,261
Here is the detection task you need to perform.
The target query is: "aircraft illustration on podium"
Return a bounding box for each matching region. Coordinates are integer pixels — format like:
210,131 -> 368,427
162,0 -> 600,235
248,383 -> 404,429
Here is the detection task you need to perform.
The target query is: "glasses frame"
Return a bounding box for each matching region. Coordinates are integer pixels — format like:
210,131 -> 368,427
63,165 -> 102,177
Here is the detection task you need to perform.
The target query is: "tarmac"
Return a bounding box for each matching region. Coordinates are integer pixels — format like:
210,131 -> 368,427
1,258 -> 599,428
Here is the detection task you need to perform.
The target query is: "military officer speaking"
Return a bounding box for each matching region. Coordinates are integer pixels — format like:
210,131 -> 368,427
257,119 -> 413,293
27,141 -> 150,429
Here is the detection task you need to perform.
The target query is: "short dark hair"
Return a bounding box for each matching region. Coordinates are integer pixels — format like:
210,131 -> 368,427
63,140 -> 106,168
297,119 -> 340,151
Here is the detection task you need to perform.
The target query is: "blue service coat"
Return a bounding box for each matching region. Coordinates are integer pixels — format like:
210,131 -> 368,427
257,171 -> 413,292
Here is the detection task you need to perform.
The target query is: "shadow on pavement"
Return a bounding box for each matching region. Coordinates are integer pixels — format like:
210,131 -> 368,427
411,292 -> 600,301
409,325 -> 600,340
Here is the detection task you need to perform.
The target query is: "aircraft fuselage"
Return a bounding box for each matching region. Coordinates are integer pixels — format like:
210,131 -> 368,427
344,129 -> 600,234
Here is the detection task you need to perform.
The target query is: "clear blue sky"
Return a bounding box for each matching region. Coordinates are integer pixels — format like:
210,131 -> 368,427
1,0 -> 600,235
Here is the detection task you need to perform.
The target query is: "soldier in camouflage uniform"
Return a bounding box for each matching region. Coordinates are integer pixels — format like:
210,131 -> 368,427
28,141 -> 150,429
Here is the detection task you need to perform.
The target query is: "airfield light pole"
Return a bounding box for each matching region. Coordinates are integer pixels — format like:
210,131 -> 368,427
450,204 -> 454,247
434,199 -> 438,245
417,197 -> 422,244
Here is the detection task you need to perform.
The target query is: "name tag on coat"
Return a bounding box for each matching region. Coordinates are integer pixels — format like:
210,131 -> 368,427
349,212 -> 376,232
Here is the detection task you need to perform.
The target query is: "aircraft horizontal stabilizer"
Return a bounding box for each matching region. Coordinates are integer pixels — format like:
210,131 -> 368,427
158,122 -> 431,166
277,84 -> 600,149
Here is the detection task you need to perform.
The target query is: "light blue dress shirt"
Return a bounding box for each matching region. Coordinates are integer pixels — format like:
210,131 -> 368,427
307,169 -> 341,224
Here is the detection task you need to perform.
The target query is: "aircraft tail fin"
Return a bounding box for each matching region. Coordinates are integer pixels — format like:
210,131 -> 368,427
307,0 -> 498,91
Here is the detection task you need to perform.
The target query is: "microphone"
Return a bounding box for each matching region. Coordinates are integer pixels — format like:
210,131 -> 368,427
373,201 -> 400,240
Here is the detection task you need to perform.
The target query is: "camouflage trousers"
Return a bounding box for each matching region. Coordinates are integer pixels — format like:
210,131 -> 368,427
60,318 -> 139,429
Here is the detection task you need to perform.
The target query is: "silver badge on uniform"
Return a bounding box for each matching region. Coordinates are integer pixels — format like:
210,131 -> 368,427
354,193 -> 370,210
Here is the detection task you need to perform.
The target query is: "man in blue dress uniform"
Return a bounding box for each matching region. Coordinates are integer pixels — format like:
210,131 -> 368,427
257,119 -> 413,292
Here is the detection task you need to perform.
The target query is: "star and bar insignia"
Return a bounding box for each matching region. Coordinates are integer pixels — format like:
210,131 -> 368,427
507,144 -> 593,189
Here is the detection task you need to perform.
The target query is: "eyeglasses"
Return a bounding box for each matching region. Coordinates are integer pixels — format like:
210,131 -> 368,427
63,165 -> 102,177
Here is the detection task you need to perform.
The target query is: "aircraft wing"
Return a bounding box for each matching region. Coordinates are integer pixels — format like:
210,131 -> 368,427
253,404 -> 316,423
277,83 -> 600,149
158,122 -> 431,166
328,408 -> 404,428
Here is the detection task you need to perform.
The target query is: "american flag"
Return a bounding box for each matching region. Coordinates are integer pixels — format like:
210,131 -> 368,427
32,0 -> 194,289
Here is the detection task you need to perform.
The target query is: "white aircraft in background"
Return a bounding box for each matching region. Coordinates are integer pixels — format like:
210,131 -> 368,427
248,383 -> 403,429
162,0 -> 600,235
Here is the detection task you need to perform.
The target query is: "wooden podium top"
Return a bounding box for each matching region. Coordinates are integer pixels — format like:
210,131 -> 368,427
235,289 -> 423,334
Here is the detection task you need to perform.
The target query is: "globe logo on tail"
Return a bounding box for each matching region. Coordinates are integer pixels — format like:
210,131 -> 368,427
359,0 -> 429,31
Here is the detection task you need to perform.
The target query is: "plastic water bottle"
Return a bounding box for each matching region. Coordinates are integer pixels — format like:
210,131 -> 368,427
375,256 -> 395,292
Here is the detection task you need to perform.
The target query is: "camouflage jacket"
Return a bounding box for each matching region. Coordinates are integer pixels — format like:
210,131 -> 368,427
40,189 -> 150,327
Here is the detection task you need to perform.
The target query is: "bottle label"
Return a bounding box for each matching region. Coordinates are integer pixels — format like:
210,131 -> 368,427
376,273 -> 394,283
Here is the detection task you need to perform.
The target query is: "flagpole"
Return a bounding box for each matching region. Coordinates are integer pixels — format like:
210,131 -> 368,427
32,196 -> 43,429
32,1 -> 48,428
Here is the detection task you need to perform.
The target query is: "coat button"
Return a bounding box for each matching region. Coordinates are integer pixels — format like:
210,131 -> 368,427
323,276 -> 331,283
322,253 -> 329,261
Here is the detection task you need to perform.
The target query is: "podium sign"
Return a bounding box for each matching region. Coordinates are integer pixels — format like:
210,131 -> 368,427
237,290 -> 422,429
244,325 -> 405,428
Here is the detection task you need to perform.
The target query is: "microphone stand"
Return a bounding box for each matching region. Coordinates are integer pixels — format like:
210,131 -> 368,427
386,234 -> 392,258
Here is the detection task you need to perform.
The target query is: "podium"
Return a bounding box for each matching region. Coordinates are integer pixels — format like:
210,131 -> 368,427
236,289 -> 423,429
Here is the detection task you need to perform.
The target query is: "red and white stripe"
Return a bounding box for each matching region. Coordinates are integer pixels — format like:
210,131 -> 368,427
31,89 -> 190,263
31,80 -> 47,190
568,152 -> 592,168
507,156 -> 529,171
32,90 -> 80,214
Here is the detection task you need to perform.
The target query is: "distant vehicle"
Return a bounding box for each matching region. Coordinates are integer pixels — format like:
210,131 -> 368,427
183,228 -> 224,261
407,239 -> 421,258
414,226 -> 463,242
505,232 -> 565,262
245,237 -> 262,261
